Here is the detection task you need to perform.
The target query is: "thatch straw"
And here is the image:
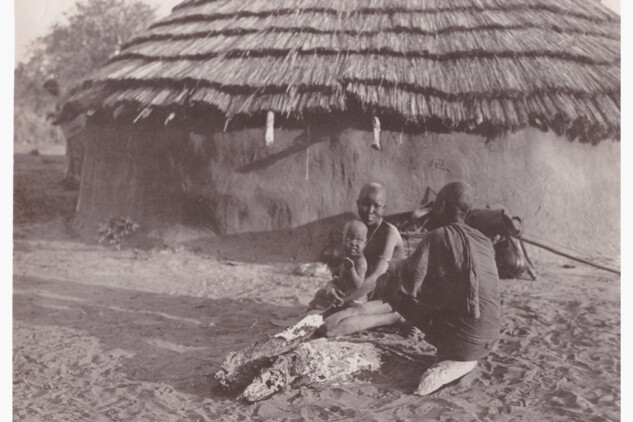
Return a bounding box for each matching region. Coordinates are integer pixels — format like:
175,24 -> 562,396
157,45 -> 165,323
66,0 -> 620,143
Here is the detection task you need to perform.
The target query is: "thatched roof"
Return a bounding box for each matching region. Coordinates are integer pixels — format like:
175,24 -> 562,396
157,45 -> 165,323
67,0 -> 620,143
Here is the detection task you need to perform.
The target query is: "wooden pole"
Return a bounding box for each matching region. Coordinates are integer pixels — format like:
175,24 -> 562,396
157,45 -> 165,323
372,116 -> 381,150
164,112 -> 176,126
133,107 -> 152,123
521,235 -> 620,275
265,111 -> 274,146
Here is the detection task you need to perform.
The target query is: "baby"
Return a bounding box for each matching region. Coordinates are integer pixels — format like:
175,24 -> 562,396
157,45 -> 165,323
308,220 -> 368,312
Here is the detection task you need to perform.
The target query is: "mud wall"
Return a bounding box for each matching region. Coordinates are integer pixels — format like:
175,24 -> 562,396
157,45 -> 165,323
79,121 -> 620,257
78,122 -> 189,226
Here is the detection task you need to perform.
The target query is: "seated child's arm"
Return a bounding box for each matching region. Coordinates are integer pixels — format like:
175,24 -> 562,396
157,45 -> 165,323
344,256 -> 367,290
344,226 -> 400,303
340,256 -> 368,303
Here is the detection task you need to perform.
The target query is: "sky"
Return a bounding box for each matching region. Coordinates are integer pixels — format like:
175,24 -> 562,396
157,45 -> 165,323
602,0 -> 620,14
14,0 -> 621,65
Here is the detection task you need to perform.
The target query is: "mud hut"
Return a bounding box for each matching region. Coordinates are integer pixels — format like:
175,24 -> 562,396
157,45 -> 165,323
65,0 -> 620,256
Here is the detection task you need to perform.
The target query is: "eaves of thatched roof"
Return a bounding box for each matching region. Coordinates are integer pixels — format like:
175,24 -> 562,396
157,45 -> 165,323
67,0 -> 620,143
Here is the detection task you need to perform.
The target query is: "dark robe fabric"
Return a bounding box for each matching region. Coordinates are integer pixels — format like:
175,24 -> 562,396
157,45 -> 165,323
383,222 -> 501,361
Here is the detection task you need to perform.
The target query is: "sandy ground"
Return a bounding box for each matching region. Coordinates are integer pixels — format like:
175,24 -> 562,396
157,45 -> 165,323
13,154 -> 620,421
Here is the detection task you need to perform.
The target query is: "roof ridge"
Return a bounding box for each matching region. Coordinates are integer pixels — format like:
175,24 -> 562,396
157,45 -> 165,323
151,4 -> 618,31
123,24 -> 619,51
90,53 -> 618,93
78,75 -> 619,100
111,48 -> 618,67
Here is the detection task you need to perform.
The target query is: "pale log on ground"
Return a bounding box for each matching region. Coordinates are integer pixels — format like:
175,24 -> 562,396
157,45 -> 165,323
215,315 -> 323,391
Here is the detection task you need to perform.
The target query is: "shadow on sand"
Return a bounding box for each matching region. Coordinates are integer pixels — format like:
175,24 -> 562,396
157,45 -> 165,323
14,274 -> 305,399
182,212 -> 357,264
178,211 -> 418,265
14,274 -> 440,402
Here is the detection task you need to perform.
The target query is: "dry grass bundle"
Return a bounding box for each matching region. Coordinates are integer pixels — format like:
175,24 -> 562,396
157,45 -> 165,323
66,0 -> 620,143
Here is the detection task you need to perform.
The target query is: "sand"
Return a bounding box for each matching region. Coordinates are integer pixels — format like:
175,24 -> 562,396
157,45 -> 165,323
13,154 -> 620,421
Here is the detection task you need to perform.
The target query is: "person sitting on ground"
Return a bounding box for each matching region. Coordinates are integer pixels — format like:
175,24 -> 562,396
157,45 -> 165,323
308,220 -> 369,312
322,182 -> 405,314
323,181 -> 501,395
215,182 -> 405,388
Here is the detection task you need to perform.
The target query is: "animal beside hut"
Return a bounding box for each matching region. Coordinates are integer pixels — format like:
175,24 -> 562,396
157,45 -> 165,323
61,0 -> 619,258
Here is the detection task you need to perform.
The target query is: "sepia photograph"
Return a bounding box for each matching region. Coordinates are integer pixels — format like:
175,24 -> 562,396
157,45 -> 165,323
12,0 -> 621,420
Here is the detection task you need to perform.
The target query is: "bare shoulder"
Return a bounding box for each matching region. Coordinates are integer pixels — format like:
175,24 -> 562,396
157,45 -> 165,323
383,221 -> 405,260
383,222 -> 404,247
383,221 -> 403,240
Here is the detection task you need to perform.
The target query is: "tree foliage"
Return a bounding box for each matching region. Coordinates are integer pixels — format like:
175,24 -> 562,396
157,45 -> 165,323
19,0 -> 157,95
15,0 -> 158,146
